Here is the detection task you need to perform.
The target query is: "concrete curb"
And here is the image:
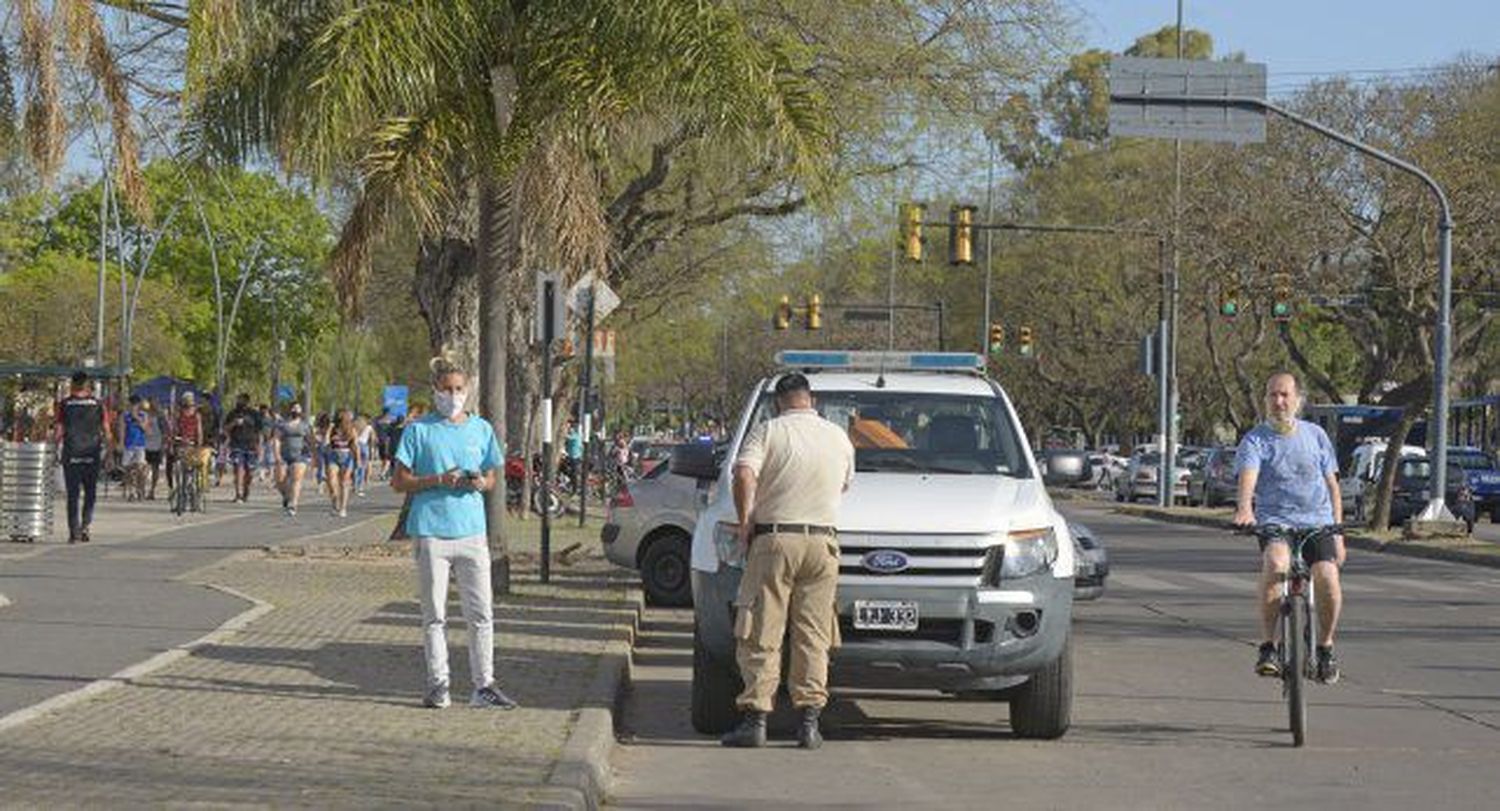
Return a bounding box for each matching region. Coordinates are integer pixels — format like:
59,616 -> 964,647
0,579 -> 273,734
1113,504 -> 1500,569
536,584 -> 644,811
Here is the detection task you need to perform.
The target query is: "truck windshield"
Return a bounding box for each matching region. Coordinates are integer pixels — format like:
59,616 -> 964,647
744,390 -> 1031,476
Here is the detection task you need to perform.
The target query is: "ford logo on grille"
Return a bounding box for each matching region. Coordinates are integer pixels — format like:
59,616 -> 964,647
862,549 -> 909,574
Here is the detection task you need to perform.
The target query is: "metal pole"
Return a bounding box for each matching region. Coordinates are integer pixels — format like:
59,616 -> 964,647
982,138 -> 997,354
1161,0 -> 1185,508
888,202 -> 898,351
579,285 -> 596,527
96,172 -> 109,366
1429,219 -> 1454,518
1157,240 -> 1171,507
541,342 -> 554,584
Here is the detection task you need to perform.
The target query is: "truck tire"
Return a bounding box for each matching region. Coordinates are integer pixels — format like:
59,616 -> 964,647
640,530 -> 693,607
1009,636 -> 1072,739
691,626 -> 743,735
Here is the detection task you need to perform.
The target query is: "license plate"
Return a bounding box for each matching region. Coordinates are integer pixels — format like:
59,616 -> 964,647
853,600 -> 919,631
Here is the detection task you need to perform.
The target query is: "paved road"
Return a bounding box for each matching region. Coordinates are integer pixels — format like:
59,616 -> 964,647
610,503 -> 1500,809
0,486 -> 400,719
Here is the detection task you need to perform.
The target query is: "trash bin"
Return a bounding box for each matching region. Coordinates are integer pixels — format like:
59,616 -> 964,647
1,440 -> 56,542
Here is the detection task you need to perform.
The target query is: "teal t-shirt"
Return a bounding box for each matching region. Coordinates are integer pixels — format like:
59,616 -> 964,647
395,413 -> 503,539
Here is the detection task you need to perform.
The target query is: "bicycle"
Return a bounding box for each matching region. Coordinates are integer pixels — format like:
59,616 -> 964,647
170,446 -> 212,516
1245,523 -> 1343,748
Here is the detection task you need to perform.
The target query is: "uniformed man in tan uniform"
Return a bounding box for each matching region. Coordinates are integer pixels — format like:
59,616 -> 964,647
721,372 -> 855,749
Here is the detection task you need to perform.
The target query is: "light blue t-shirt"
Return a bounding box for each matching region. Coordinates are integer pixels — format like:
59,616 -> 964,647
1235,420 -> 1338,528
395,414 -> 503,539
565,428 -> 583,461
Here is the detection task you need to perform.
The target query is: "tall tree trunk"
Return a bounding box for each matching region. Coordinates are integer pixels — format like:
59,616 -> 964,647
412,235 -> 479,369
479,61 -> 520,594
1370,405 -> 1423,532
478,176 -> 511,593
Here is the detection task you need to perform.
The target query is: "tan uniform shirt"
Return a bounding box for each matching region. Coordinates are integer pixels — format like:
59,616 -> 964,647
735,408 -> 855,526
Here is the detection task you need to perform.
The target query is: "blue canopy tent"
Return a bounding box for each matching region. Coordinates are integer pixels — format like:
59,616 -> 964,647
130,376 -> 212,409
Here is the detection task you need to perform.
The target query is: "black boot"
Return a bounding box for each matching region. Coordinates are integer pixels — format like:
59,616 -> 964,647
797,706 -> 823,750
719,711 -> 767,748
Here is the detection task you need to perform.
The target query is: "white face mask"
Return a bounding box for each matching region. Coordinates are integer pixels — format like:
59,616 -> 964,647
434,390 -> 467,418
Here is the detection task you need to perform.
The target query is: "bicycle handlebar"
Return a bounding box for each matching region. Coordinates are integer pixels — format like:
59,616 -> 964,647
1235,523 -> 1344,539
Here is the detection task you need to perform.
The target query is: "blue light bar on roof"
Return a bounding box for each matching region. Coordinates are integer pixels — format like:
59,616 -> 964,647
775,350 -> 985,373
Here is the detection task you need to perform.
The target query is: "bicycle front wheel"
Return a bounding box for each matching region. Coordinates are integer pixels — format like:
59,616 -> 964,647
1285,594 -> 1309,747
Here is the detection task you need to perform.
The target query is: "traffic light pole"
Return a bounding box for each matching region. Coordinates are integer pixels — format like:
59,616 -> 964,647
914,214 -> 1172,498
1107,91 -> 1458,521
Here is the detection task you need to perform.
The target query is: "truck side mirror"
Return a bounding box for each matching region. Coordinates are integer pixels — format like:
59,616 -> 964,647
669,442 -> 720,480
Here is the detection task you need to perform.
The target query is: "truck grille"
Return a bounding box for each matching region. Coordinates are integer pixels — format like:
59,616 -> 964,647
838,534 -> 993,587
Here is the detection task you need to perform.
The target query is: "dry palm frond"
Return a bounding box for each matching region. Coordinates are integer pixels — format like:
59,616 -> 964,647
59,0 -> 150,219
328,183 -> 392,322
514,130 -> 610,280
18,0 -> 65,182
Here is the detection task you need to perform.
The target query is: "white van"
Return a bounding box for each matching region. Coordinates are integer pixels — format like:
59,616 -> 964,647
1341,439 -> 1426,522
671,351 -> 1080,739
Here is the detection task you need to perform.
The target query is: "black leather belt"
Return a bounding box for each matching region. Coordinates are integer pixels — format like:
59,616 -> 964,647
753,523 -> 836,537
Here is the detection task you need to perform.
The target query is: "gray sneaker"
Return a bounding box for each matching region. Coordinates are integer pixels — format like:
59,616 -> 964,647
471,684 -> 519,710
422,683 -> 451,709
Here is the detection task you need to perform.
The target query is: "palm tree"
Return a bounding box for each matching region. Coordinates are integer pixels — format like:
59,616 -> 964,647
182,0 -> 828,587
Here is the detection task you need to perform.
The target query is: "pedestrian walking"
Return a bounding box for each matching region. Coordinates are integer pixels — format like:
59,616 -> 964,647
563,418 -> 583,491
117,395 -> 150,501
274,402 -> 311,516
391,354 -> 517,710
720,372 -> 854,749
143,399 -> 165,500
57,372 -> 113,543
258,403 -> 277,486
354,413 -> 376,497
224,393 -> 263,503
325,409 -> 360,517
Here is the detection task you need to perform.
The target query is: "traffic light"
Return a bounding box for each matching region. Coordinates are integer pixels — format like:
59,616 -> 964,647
1218,286 -> 1241,319
988,322 -> 1005,355
773,295 -> 792,330
1272,274 -> 1293,321
1018,326 -> 1034,358
948,204 -> 976,266
806,293 -> 822,330
901,203 -> 925,262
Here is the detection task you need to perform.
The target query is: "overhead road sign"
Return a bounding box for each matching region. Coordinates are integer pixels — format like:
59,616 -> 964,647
1108,56 -> 1267,144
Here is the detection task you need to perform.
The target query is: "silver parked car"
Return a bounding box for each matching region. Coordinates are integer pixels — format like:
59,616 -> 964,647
1070,521 -> 1108,601
1114,450 -> 1191,503
601,460 -> 704,607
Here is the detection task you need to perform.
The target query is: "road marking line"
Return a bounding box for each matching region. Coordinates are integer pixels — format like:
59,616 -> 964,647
0,592 -> 10,609
1111,572 -> 1188,592
0,581 -> 273,734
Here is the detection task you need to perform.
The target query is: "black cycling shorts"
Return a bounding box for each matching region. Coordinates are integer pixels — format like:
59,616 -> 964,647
1258,532 -> 1341,565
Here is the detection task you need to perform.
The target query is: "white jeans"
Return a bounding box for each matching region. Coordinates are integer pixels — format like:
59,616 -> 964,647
414,535 -> 494,691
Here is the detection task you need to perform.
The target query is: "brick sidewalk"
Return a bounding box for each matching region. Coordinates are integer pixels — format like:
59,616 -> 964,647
0,547 -> 637,807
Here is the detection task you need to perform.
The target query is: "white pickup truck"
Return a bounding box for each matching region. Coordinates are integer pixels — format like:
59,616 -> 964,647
671,351 -> 1082,739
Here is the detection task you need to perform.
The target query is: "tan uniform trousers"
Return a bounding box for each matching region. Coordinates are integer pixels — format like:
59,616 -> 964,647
733,532 -> 841,713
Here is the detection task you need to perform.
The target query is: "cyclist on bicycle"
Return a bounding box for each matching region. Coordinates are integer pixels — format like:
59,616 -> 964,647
174,392 -> 211,487
1233,372 -> 1346,684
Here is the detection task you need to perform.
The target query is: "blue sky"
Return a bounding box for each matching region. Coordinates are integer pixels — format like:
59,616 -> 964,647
1073,1 -> 1499,93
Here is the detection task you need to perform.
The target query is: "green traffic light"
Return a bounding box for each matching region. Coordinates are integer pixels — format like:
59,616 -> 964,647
1221,301 -> 1238,317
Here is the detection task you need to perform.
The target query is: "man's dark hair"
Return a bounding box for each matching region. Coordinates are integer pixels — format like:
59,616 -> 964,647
774,373 -> 811,399
128,394 -> 141,405
236,392 -> 250,404
70,371 -> 89,388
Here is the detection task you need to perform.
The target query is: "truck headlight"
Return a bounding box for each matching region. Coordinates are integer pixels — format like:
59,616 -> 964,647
713,521 -> 745,568
998,527 -> 1058,580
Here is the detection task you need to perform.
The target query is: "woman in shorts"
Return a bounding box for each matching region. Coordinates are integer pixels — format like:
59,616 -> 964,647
325,409 -> 361,518
274,403 -> 312,516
